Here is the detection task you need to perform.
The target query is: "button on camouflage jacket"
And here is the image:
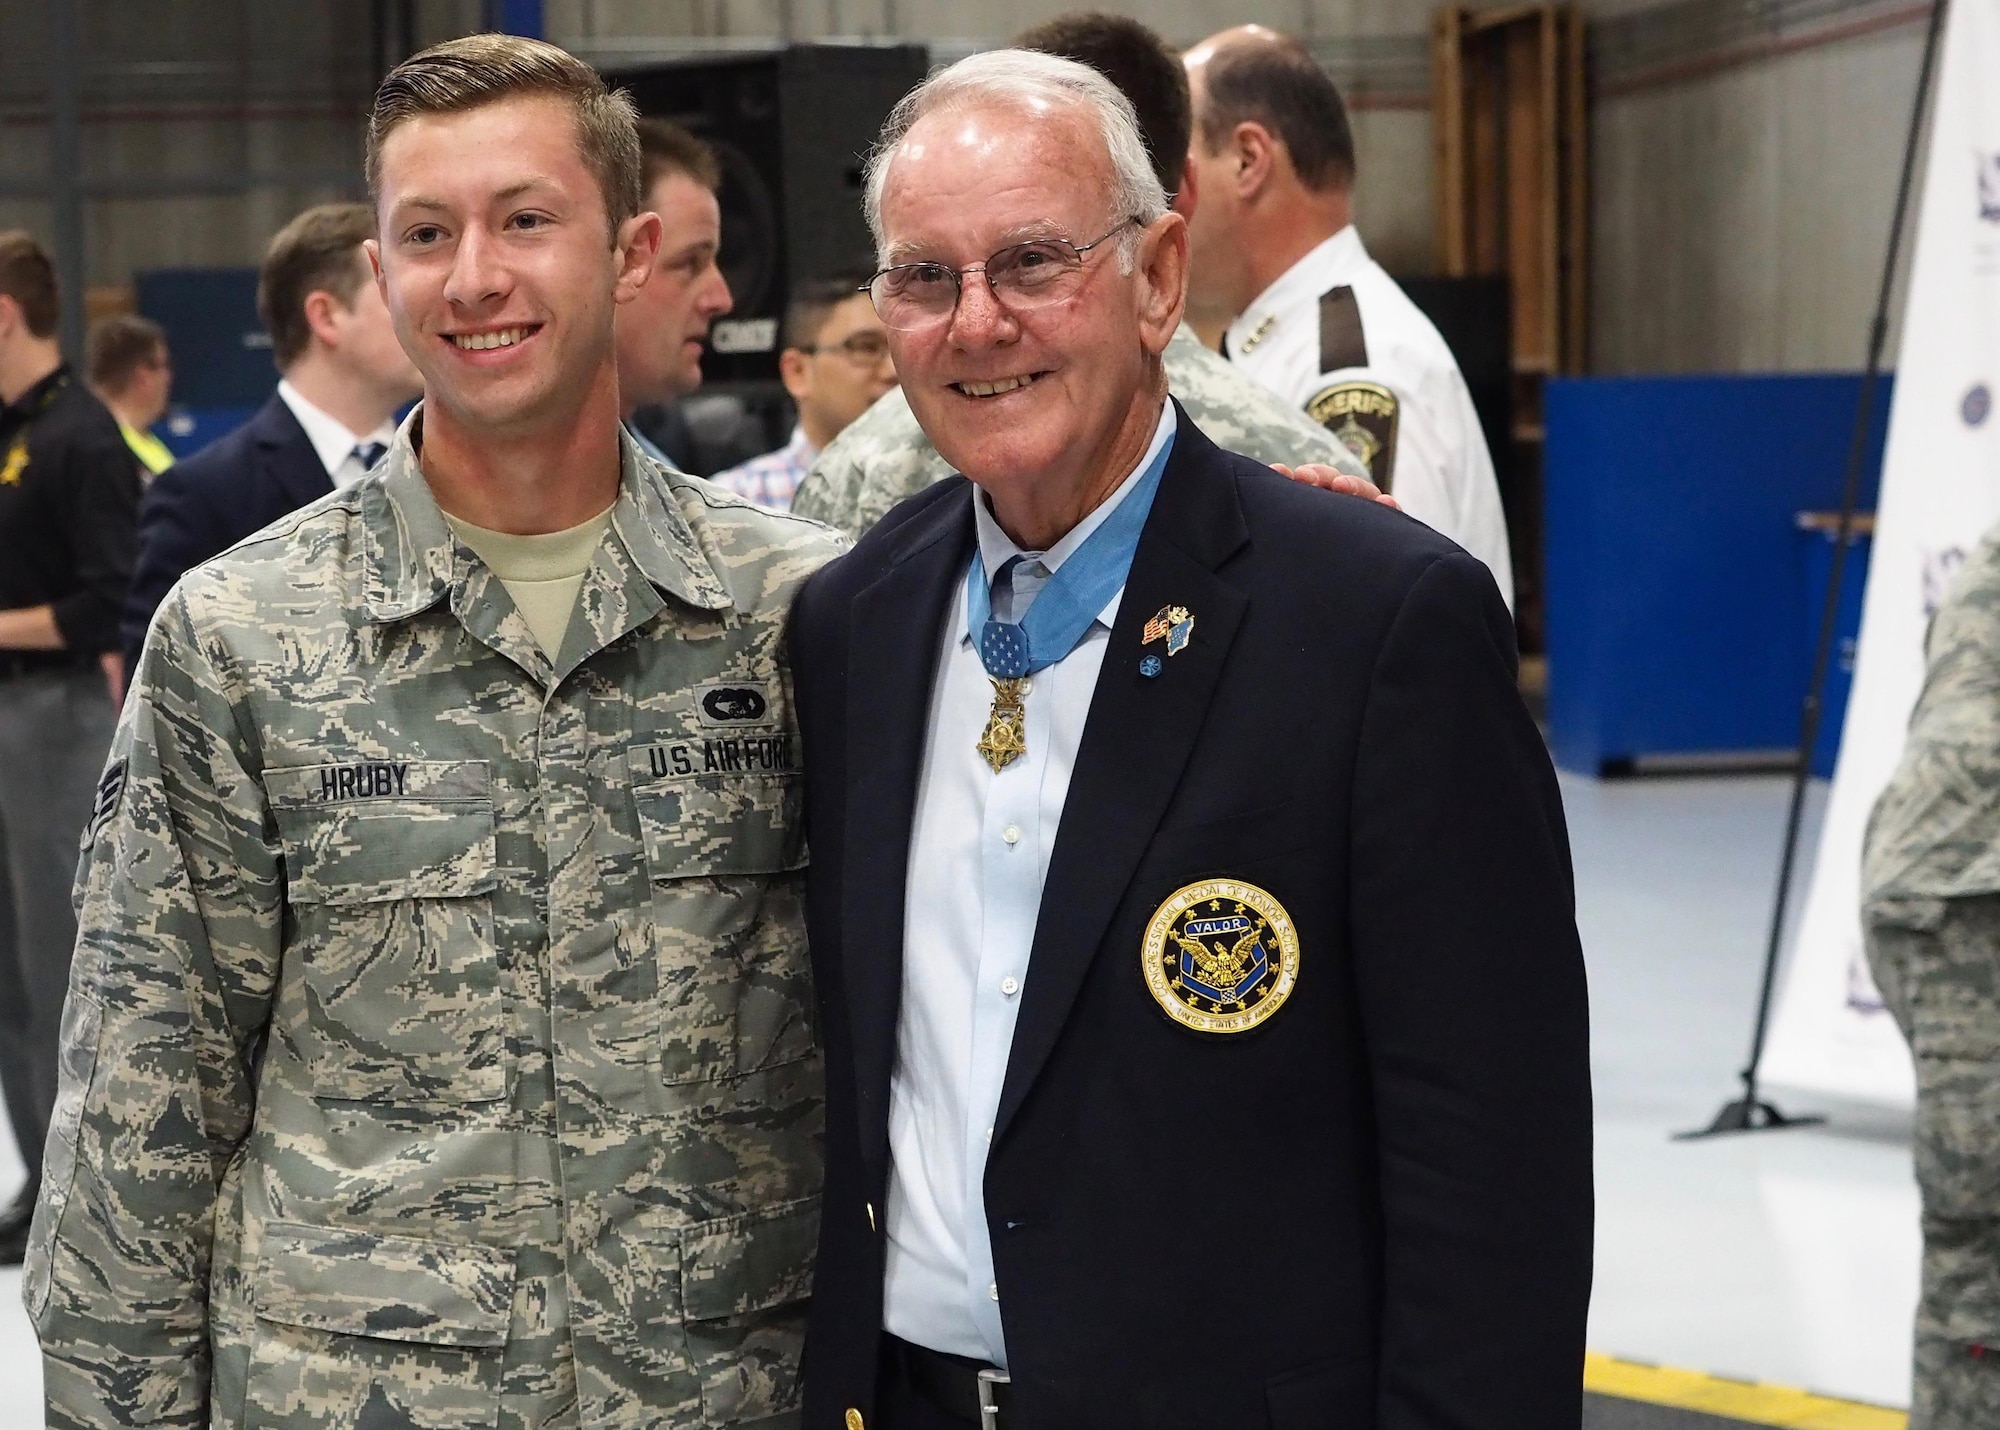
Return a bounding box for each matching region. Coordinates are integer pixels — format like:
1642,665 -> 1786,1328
790,324 -> 1368,540
27,419 -> 843,1430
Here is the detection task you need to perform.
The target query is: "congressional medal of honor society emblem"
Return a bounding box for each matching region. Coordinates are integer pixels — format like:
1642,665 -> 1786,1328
1143,879 -> 1299,1033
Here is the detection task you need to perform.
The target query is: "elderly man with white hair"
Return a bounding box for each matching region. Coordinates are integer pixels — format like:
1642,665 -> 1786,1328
789,50 -> 1594,1430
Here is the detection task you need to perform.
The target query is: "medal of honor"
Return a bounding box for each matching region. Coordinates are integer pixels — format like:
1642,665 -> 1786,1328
977,676 -> 1030,772
963,421 -> 1180,776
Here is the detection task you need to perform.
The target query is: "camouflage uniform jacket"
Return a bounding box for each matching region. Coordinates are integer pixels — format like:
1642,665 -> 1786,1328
1864,525 -> 2000,1429
790,324 -> 1368,539
27,416 -> 843,1430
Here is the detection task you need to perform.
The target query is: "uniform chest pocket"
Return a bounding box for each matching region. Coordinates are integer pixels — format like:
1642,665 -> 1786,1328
631,750 -> 813,1086
269,761 -> 506,1107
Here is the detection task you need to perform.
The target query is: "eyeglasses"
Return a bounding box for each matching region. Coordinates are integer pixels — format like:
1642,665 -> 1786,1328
797,330 -> 892,365
861,218 -> 1140,332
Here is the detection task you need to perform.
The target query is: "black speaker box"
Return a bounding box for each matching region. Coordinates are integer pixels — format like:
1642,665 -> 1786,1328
606,44 -> 930,388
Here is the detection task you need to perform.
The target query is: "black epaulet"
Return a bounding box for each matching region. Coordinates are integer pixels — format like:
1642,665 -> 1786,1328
1318,286 -> 1368,374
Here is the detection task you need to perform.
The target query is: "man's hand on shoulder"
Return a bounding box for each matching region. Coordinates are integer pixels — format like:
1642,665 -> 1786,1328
1271,461 -> 1399,510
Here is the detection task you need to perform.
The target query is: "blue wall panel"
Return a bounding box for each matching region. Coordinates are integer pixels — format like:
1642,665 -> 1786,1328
1544,373 -> 1891,775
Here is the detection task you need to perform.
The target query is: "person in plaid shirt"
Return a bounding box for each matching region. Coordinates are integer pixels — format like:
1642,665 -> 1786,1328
712,275 -> 895,510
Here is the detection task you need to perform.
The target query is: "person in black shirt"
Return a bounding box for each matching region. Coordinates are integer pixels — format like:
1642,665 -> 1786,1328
0,231 -> 140,1266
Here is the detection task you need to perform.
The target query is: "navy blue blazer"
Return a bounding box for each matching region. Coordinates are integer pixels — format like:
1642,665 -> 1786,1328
121,392 -> 330,670
790,406 -> 1594,1430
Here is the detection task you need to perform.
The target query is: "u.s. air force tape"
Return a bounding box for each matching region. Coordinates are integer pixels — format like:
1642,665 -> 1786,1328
1306,380 -> 1398,491
1142,878 -> 1299,1034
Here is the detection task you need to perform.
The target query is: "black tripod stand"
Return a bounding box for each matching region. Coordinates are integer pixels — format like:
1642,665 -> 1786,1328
1680,0 -> 1950,1141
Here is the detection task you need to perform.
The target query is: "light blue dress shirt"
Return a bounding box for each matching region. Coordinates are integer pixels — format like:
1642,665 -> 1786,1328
882,403 -> 1175,1366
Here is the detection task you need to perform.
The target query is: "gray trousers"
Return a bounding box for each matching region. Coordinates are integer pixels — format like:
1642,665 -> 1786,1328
0,667 -> 116,1199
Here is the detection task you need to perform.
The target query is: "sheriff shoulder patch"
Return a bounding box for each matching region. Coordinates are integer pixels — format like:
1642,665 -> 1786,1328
1306,381 -> 1399,491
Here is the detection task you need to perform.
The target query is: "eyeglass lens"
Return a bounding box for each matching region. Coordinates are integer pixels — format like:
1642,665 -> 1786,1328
829,332 -> 890,361
870,237 -> 1097,329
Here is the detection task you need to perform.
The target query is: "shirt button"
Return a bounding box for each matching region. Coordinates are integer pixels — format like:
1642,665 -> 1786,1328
1002,824 -> 1021,845
1000,976 -> 1020,996
989,1283 -> 1000,1301
986,1126 -> 993,1143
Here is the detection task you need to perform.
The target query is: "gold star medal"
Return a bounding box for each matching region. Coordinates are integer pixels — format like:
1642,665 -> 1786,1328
977,676 -> 1029,772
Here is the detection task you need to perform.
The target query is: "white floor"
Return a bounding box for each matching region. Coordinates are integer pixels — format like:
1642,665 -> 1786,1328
1572,772 -> 1919,1410
0,771 -> 1920,1419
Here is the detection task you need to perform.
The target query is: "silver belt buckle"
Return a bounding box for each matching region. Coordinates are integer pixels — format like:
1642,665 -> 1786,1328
977,1367 -> 1010,1430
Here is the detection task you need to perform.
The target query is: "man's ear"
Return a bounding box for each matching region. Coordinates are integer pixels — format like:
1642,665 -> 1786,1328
777,347 -> 813,404
0,293 -> 20,342
613,210 -> 664,305
301,289 -> 343,350
1135,212 -> 1188,357
364,238 -> 387,299
1233,121 -> 1279,201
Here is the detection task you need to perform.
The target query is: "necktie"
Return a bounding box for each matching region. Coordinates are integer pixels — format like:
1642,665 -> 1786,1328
353,441 -> 388,471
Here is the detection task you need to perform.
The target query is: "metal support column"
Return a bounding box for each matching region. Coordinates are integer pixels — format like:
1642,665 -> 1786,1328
49,0 -> 85,362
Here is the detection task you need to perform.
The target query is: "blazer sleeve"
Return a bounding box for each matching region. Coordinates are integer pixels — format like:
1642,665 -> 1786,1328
1347,551 -> 1593,1430
123,463 -> 219,674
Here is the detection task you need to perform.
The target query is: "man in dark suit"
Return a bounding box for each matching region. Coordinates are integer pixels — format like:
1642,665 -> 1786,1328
121,203 -> 419,669
790,50 -> 1594,1430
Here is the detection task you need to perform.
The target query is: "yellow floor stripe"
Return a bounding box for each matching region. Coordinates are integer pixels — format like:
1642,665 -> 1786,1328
1585,1352 -> 1908,1429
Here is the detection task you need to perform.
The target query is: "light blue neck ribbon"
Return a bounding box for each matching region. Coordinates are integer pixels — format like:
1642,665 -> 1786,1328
966,431 -> 1175,679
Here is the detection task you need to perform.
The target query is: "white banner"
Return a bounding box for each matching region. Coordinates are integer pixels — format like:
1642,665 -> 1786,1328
1762,0 -> 2000,1108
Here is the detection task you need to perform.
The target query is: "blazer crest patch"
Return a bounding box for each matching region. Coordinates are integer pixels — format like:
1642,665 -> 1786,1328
1142,878 -> 1299,1034
1305,380 -> 1398,491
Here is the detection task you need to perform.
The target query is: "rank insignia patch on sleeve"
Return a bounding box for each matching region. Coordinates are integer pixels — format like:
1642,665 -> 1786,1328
1142,879 -> 1299,1034
1305,381 -> 1398,491
82,758 -> 127,852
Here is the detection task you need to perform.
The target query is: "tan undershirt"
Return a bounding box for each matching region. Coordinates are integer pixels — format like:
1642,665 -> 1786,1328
443,507 -> 615,659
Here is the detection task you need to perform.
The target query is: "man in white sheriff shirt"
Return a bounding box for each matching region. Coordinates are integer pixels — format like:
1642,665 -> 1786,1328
1183,24 -> 1514,608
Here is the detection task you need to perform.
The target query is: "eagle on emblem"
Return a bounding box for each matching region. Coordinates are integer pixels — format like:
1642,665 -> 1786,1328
1173,924 -> 1265,1003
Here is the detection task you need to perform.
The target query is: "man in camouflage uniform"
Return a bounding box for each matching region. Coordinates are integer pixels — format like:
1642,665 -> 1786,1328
1865,523 -> 2000,1430
792,326 -> 1365,539
789,12 -> 1367,541
28,35 -> 838,1430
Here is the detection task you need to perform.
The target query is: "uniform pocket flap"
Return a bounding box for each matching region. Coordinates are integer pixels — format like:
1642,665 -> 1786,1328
634,767 -> 806,880
269,761 -> 496,905
680,1195 -> 820,1322
254,1222 -> 515,1347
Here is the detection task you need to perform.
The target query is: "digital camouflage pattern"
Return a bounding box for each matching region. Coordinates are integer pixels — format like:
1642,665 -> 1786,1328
26,417 -> 844,1430
1863,525 -> 2000,1430
790,324 -> 1369,538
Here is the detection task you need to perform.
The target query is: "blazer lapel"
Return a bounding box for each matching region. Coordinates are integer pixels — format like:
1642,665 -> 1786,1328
841,481 -> 977,1189
258,393 -> 335,509
994,410 -> 1251,1142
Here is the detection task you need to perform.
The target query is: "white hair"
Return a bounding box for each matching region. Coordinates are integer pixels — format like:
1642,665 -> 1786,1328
862,48 -> 1170,271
